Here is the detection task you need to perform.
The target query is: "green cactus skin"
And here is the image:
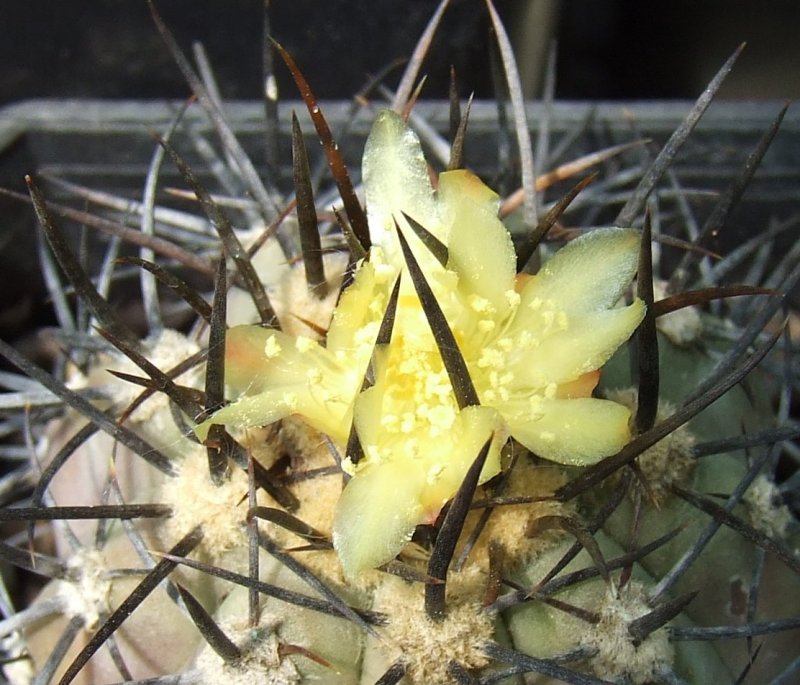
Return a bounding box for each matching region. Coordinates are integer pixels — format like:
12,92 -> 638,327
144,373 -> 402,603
598,326 -> 800,682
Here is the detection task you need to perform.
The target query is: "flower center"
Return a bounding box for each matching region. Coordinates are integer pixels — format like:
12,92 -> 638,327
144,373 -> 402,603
380,334 -> 458,439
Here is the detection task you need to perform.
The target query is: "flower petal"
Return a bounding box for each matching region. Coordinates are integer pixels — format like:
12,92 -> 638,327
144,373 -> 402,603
507,396 -> 632,466
325,255 -> 389,354
439,170 -> 517,315
223,325 -> 289,395
556,371 -> 600,399
416,406 -> 503,516
337,403 -> 501,576
222,326 -> 335,393
362,110 -> 441,262
520,228 -> 640,315
197,325 -> 360,443
333,460 -> 425,577
511,300 -> 646,388
195,388 -> 299,441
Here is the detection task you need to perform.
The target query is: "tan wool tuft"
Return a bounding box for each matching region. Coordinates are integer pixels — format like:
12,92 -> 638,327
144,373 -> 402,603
195,615 -> 301,685
745,474 -> 793,539
159,455 -> 250,556
652,278 -> 703,345
278,417 -> 343,536
239,424 -> 286,471
462,459 -> 573,571
583,582 -> 674,684
249,417 -> 351,585
605,388 -> 696,501
59,549 -> 112,630
106,329 -> 202,421
273,252 -> 349,338
373,574 -> 494,684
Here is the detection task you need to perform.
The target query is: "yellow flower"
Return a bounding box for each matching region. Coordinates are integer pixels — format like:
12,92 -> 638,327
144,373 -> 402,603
333,112 -> 645,575
197,110 -> 645,577
194,250 -> 394,445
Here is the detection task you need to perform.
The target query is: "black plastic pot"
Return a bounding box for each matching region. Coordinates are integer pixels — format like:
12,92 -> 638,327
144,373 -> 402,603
1,98 -> 798,338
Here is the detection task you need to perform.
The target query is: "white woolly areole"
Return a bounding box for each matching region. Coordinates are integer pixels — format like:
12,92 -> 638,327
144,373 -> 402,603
160,455 -> 250,556
745,474 -> 793,539
583,582 -> 674,684
273,253 -> 349,338
195,615 -> 300,685
108,329 -> 202,421
605,387 -> 696,500
227,225 -> 291,327
58,549 -> 111,630
373,572 -> 493,684
653,279 -> 703,345
461,461 -> 574,570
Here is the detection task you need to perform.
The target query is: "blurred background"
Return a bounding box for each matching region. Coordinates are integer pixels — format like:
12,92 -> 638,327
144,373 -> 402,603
1,0 -> 799,105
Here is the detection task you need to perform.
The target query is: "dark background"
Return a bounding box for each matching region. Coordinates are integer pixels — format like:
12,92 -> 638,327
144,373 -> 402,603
1,0 -> 798,343
1,1 -> 799,105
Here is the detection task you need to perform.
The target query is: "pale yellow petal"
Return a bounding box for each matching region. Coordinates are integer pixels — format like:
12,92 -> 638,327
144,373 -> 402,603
439,170 -> 517,316
197,370 -> 355,444
223,326 -> 348,396
362,110 -> 441,261
520,228 -> 640,315
220,325 -> 262,394
197,325 -> 360,443
512,300 -> 645,387
507,397 -> 632,466
333,460 -> 426,577
556,371 -> 600,399
223,325 -> 295,395
417,406 -> 503,516
336,405 -> 501,576
325,257 -> 384,352
350,383 -> 384,448
195,389 -> 299,441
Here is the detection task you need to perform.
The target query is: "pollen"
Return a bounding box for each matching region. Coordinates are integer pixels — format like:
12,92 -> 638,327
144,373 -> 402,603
427,404 -> 456,431
381,413 -> 399,430
424,370 -> 451,398
353,321 -> 379,348
295,336 -> 315,353
426,463 -> 445,483
505,289 -> 521,308
477,347 -> 505,369
468,294 -> 493,313
497,337 -> 514,351
400,412 -> 416,433
263,335 -> 282,359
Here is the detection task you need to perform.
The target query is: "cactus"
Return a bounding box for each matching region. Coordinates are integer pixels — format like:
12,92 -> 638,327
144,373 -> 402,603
0,3 -> 798,684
